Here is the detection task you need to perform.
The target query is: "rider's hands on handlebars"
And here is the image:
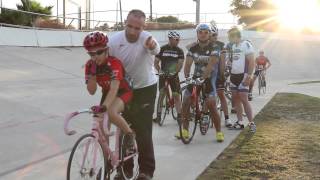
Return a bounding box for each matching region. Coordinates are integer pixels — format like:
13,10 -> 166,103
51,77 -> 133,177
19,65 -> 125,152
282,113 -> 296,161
91,105 -> 107,113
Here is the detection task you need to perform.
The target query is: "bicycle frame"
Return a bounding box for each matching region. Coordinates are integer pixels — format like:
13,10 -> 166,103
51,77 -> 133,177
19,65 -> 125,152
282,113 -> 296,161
64,110 -> 137,173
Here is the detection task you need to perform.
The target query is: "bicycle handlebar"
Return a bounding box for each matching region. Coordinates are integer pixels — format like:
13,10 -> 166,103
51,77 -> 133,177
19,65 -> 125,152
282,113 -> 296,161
64,108 -> 92,136
156,72 -> 177,77
182,77 -> 205,85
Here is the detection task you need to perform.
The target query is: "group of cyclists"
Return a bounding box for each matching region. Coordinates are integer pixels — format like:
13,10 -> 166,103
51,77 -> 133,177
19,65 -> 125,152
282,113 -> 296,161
154,22 -> 271,142
81,8 -> 271,179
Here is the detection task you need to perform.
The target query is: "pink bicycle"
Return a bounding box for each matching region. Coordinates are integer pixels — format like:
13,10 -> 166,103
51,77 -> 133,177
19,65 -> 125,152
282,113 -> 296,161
64,108 -> 139,180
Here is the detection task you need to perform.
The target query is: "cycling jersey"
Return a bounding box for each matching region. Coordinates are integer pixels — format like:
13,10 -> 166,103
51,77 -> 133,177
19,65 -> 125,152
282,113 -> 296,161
156,44 -> 184,74
228,40 -> 254,74
256,55 -> 269,67
85,56 -> 132,103
187,42 -> 219,77
186,42 -> 219,96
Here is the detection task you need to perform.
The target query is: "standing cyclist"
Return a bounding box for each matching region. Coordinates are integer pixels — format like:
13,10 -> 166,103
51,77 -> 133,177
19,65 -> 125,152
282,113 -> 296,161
227,27 -> 256,132
154,30 -> 184,122
248,50 -> 271,100
108,9 -> 160,180
177,23 -> 224,142
209,21 -> 232,127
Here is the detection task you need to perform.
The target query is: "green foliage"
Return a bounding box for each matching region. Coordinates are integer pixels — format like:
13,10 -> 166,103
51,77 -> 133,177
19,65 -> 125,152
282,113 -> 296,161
0,0 -> 53,26
154,16 -> 179,23
230,0 -> 279,31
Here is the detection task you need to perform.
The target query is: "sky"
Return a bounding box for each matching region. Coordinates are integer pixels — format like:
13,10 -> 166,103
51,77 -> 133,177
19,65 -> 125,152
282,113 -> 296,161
1,0 -> 236,28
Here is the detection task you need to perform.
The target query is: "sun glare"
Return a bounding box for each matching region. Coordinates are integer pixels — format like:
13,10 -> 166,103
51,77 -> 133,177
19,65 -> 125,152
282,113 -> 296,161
273,0 -> 320,32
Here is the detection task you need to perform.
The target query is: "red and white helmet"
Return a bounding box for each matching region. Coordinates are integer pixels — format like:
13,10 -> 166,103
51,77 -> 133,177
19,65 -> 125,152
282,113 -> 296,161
83,31 -> 108,51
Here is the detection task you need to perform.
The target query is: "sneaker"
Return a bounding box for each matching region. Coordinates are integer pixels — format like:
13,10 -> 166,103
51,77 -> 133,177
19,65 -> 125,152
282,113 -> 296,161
174,129 -> 189,139
231,108 -> 237,114
248,93 -> 253,101
123,132 -> 136,154
216,132 -> 224,142
225,119 -> 232,128
249,122 -> 256,133
230,120 -> 244,129
136,173 -> 152,180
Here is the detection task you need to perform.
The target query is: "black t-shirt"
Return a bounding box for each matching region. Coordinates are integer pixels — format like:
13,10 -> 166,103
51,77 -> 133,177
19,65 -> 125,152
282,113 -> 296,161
156,44 -> 184,73
187,42 -> 219,77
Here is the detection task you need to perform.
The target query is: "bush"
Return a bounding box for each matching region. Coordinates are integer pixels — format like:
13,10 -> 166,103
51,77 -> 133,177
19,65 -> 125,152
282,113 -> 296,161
154,16 -> 179,23
34,18 -> 74,29
145,22 -> 195,30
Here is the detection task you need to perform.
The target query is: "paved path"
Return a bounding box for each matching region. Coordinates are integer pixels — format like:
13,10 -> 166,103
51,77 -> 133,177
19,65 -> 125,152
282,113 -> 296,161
0,33 -> 319,180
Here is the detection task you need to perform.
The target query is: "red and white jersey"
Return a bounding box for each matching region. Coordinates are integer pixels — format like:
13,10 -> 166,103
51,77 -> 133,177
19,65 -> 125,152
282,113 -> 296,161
85,56 -> 131,93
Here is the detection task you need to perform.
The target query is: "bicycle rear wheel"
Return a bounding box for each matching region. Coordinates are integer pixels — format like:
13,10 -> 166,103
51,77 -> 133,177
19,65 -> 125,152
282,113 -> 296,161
67,134 -> 107,180
258,75 -> 262,95
119,134 -> 139,180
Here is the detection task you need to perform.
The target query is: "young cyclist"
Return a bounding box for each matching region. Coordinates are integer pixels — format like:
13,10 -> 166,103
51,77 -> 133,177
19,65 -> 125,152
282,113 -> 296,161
83,31 -> 135,149
154,30 -> 184,122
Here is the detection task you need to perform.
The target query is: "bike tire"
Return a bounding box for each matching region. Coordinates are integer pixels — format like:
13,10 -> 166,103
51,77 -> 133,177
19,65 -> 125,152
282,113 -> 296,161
179,106 -> 198,144
258,75 -> 262,95
119,134 -> 139,180
67,134 -> 107,180
156,93 -> 168,126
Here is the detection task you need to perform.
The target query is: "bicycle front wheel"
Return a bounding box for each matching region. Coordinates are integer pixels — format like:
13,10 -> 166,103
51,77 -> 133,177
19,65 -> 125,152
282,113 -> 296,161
179,105 -> 198,144
67,134 -> 107,180
157,93 -> 168,126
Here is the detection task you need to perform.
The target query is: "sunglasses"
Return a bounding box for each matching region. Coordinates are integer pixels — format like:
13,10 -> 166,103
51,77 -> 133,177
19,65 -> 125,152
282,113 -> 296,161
170,38 -> 180,41
212,33 -> 218,37
87,48 -> 106,57
198,30 -> 209,35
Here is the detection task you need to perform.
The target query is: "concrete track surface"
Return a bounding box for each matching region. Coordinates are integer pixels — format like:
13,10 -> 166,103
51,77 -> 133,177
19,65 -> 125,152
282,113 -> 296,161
0,32 -> 319,180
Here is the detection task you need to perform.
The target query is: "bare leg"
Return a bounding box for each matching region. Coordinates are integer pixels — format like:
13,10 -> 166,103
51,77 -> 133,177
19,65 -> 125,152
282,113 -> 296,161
217,89 -> 229,118
239,92 -> 253,122
249,76 -> 257,93
173,93 -> 182,114
232,91 -> 243,121
182,95 -> 191,130
207,97 -> 221,132
108,98 -> 133,134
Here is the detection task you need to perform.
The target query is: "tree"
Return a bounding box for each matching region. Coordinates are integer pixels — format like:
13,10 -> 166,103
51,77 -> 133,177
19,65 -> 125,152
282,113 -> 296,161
0,0 -> 53,26
154,16 -> 179,23
230,0 -> 279,31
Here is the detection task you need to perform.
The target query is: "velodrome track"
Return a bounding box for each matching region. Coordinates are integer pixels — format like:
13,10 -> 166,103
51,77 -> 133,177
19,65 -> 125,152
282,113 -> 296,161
0,31 -> 319,180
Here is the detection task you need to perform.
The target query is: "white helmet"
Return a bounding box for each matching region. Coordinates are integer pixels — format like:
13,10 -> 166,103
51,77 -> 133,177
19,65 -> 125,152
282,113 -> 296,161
168,30 -> 180,39
210,20 -> 218,34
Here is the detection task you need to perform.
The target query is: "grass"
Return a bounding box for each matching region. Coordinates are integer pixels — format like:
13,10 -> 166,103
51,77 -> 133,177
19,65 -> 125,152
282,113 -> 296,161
289,80 -> 320,85
197,93 -> 320,180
